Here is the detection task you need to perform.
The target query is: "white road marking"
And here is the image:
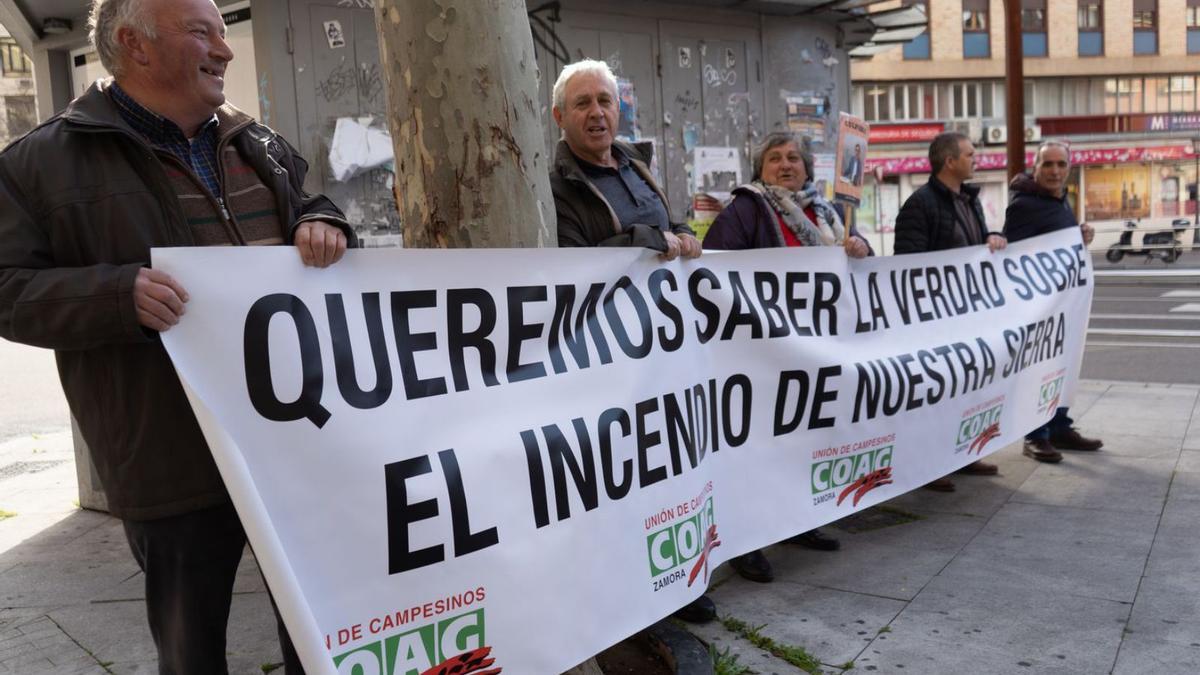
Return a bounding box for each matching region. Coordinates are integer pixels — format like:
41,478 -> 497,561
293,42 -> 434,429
1168,303 -> 1200,313
1162,290 -> 1200,298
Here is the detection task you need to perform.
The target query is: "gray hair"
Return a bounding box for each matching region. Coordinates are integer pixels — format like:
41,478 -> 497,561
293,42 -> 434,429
751,132 -> 813,183
552,59 -> 618,112
89,0 -> 157,77
1034,140 -> 1071,168
928,131 -> 969,175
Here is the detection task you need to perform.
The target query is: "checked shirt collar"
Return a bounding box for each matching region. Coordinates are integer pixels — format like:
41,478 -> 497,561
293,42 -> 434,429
108,82 -> 222,200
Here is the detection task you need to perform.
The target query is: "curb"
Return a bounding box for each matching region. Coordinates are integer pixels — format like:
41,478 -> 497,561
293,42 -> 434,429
646,619 -> 713,675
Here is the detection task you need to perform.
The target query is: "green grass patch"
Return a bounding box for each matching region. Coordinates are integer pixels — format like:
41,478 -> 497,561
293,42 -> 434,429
710,644 -> 752,675
0,510 -> 16,520
720,616 -> 823,674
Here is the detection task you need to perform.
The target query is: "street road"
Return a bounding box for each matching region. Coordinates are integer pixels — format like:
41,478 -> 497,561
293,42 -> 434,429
1082,261 -> 1200,385
0,339 -> 71,444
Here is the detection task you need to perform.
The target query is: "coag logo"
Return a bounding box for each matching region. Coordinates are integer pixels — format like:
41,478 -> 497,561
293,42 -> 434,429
956,402 -> 1003,455
646,497 -> 720,589
811,445 -> 894,507
333,609 -> 501,675
1038,375 -> 1065,414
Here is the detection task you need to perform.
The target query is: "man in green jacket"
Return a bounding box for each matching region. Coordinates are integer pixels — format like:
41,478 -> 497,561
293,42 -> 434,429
0,0 -> 353,672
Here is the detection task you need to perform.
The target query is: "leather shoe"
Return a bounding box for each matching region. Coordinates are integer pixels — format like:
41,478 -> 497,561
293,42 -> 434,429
1050,427 -> 1103,451
673,594 -> 716,623
923,477 -> 956,492
788,528 -> 841,551
730,550 -> 774,583
1023,438 -> 1063,463
956,460 -> 999,475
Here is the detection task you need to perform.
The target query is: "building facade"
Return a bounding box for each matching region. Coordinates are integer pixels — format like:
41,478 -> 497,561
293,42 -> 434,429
851,0 -> 1200,252
0,24 -> 35,148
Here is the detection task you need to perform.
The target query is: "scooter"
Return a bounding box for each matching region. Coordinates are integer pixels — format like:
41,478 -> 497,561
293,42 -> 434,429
1105,219 -> 1187,264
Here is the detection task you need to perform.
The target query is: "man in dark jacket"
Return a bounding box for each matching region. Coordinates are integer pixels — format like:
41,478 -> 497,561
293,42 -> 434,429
0,1 -> 354,671
550,59 -> 701,260
893,131 -> 1005,488
1003,141 -> 1102,464
549,59 -> 712,623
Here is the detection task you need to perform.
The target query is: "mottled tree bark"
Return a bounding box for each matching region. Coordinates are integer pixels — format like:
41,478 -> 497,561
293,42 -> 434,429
374,0 -> 555,248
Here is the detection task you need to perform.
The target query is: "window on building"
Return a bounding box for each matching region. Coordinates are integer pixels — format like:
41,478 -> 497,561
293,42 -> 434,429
963,0 -> 990,58
1145,77 -> 1170,112
863,85 -> 891,122
902,1 -> 931,60
0,39 -> 30,77
943,82 -> 998,119
1134,0 -> 1158,54
4,96 -> 36,137
1078,0 -> 1104,56
1170,75 -> 1197,112
1188,0 -> 1200,54
1022,0 -> 1048,56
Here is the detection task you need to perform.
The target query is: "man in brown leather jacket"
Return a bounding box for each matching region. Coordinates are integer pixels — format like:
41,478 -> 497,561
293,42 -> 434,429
0,1 -> 353,672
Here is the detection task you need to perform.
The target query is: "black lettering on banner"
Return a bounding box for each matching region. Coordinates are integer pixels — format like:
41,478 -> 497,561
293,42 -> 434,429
754,272 -> 790,338
784,272 -> 812,336
384,455 -> 442,573
542,421 -> 600,521
1073,243 -> 1089,286
446,288 -> 500,392
391,291 -> 448,399
689,268 -> 722,343
522,430 -> 550,528
810,365 -> 840,428
648,269 -> 685,351
326,293 -> 392,409
506,286 -> 549,383
1004,257 -> 1033,301
773,369 -> 811,436
598,407 -> 633,500
636,398 -> 668,487
852,272 -> 889,333
437,449 -> 499,558
604,276 -> 654,359
243,294 -> 331,428
548,283 -> 612,373
813,272 -> 840,335
721,272 -> 764,340
722,374 -> 752,447
980,261 -> 1005,306
663,391 -> 698,473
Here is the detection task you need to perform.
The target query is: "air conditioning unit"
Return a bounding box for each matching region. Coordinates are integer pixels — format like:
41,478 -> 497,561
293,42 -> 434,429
1025,125 -> 1042,142
985,125 -> 1007,145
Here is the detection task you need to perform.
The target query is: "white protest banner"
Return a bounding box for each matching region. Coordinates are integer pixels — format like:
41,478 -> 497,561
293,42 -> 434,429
155,228 -> 1092,675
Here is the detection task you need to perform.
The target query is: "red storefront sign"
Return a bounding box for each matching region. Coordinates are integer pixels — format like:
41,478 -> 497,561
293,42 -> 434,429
865,144 -> 1195,176
868,123 -> 945,144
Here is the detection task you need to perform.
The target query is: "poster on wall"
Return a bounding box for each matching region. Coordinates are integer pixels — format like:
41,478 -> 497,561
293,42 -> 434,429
1084,166 -> 1152,221
617,77 -> 639,141
693,146 -> 742,202
835,113 -> 869,205
813,153 -> 836,201
786,94 -> 827,142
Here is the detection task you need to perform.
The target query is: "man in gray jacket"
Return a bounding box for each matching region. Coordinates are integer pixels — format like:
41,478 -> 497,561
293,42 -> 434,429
0,0 -> 353,671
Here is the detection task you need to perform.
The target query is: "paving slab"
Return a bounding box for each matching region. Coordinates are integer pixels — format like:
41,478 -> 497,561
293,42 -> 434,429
1156,496 -> 1200,537
1084,430 -> 1183,460
1009,453 -> 1175,515
936,501 -> 1158,604
859,575 -> 1128,674
1112,637 -> 1200,674
685,619 -> 809,675
706,576 -> 907,667
761,538 -> 954,602
0,614 -> 104,675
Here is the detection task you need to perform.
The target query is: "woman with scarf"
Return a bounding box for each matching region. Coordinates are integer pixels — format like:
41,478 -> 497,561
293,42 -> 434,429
703,132 -> 870,583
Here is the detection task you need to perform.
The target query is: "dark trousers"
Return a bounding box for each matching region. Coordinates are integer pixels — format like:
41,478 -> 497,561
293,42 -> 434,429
1026,407 -> 1073,441
122,503 -> 304,675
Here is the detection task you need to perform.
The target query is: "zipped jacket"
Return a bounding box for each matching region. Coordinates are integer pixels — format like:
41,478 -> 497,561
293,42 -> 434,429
550,139 -> 695,249
0,81 -> 354,520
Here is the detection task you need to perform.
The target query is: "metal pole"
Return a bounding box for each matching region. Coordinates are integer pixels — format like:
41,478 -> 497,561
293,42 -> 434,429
1004,0 -> 1025,181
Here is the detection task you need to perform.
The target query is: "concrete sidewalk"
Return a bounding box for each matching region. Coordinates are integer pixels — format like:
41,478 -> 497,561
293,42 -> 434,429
2,380 -> 1199,674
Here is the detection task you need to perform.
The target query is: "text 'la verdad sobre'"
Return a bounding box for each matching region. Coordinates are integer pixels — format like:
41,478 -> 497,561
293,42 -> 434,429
240,243 -> 1089,429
